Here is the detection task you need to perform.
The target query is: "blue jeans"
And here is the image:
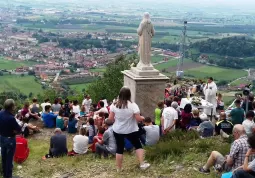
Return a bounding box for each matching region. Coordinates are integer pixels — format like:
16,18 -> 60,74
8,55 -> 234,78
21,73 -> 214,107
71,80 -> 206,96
1,136 -> 16,178
232,169 -> 255,178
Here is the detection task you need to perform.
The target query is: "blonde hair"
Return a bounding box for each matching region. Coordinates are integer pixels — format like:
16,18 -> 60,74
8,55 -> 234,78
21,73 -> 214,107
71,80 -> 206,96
192,109 -> 200,116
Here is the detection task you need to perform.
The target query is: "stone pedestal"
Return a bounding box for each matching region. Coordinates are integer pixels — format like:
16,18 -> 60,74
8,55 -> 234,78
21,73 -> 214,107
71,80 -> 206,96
122,69 -> 169,119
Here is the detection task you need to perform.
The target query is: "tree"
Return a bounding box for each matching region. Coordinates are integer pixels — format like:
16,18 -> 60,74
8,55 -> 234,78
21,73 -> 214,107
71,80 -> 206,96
87,54 -> 136,102
29,92 -> 33,98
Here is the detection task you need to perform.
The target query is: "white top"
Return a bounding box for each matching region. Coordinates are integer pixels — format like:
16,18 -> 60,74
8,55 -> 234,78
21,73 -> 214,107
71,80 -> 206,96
72,105 -> 80,115
242,119 -> 255,136
41,102 -> 51,112
73,135 -> 89,154
82,99 -> 92,112
110,101 -> 140,134
162,107 -> 178,131
96,107 -> 109,114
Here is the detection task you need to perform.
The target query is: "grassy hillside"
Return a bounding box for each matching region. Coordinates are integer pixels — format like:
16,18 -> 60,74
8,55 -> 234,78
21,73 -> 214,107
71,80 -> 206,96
0,75 -> 43,96
13,129 -> 230,178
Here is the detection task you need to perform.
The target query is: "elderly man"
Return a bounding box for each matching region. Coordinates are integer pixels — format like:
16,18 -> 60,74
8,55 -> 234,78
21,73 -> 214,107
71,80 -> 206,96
199,124 -> 253,174
43,128 -> 67,159
203,77 -> 217,116
0,99 -> 21,178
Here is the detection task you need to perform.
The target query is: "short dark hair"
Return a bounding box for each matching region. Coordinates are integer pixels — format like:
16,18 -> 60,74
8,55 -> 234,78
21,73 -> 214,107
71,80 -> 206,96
184,104 -> 192,113
246,110 -> 255,118
158,101 -> 164,108
235,99 -> 241,105
99,101 -> 104,108
69,113 -> 75,121
208,77 -> 213,81
65,99 -> 69,103
73,100 -> 78,105
45,98 -> 50,102
248,134 -> 255,149
32,98 -> 37,103
144,117 -> 152,123
45,105 -> 51,111
165,99 -> 172,107
88,118 -> 94,125
54,98 -> 59,104
59,109 -> 65,117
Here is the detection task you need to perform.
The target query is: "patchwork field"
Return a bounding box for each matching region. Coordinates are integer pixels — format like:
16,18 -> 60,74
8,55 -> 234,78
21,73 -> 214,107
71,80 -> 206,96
69,83 -> 91,92
184,66 -> 248,81
0,75 -> 43,96
0,58 -> 39,70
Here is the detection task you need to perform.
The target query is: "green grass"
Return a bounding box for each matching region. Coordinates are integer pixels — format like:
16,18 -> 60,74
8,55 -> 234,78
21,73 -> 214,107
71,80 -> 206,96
0,75 -> 43,96
69,83 -> 91,92
13,129 -> 229,178
185,66 -> 247,81
89,68 -> 106,73
0,58 -> 38,70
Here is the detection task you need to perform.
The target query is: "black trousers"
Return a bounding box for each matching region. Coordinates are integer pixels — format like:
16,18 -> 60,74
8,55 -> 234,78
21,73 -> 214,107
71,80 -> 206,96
113,131 -> 142,154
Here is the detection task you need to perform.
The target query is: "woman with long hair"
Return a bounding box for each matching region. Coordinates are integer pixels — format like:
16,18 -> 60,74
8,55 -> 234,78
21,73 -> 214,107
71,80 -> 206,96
109,86 -> 150,171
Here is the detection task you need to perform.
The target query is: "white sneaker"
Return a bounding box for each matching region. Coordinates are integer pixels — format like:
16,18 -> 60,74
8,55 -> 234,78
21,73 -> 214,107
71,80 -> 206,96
140,163 -> 150,170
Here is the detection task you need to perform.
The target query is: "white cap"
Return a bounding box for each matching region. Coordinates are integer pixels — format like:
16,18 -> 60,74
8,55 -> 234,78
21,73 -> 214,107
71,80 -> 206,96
200,113 -> 208,121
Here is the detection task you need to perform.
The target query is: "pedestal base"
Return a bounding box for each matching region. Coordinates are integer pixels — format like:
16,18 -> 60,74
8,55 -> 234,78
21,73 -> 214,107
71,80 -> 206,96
122,69 -> 169,119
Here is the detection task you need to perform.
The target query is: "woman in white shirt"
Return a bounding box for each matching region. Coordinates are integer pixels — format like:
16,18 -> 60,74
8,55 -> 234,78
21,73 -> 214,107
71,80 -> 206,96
68,127 -> 89,155
109,86 -> 150,171
72,100 -> 81,116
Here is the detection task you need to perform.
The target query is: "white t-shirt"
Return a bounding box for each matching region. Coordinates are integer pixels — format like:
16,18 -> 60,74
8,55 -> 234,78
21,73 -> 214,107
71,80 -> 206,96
110,101 -> 140,134
96,107 -> 109,114
82,99 -> 92,112
41,102 -> 51,112
72,105 -> 80,115
162,107 -> 178,131
144,125 -> 160,146
242,119 -> 255,136
73,135 -> 89,154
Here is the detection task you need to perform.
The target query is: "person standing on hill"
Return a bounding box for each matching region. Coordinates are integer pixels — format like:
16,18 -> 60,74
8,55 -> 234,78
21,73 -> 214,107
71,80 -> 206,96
229,99 -> 245,125
82,95 -> 92,113
0,99 -> 21,178
203,77 -> 217,116
109,86 -> 150,171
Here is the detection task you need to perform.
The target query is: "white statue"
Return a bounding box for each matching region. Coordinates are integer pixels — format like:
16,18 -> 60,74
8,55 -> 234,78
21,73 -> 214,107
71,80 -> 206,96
137,12 -> 155,70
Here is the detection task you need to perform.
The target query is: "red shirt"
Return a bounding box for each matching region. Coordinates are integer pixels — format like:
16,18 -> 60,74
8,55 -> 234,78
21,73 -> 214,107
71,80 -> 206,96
14,135 -> 29,163
181,111 -> 192,129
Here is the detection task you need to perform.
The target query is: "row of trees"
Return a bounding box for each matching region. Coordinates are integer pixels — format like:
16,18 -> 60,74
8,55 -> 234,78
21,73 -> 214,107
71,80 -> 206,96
192,37 -> 255,57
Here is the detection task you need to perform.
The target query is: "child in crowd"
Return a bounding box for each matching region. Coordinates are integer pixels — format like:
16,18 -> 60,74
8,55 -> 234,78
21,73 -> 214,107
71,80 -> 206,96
56,110 -> 68,131
80,105 -> 86,116
87,118 -> 97,144
90,126 -> 105,152
188,109 -> 202,130
68,113 -> 78,134
143,117 -> 160,146
155,101 -> 164,126
94,112 -> 105,128
216,93 -> 224,113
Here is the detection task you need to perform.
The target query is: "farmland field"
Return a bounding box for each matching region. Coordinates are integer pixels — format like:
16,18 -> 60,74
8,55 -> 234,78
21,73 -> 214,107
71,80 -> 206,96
69,83 -> 91,92
0,57 -> 39,70
184,66 -> 248,81
0,75 -> 43,96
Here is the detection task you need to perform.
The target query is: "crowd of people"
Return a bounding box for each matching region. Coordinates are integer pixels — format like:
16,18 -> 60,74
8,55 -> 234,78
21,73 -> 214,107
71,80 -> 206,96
1,76 -> 255,178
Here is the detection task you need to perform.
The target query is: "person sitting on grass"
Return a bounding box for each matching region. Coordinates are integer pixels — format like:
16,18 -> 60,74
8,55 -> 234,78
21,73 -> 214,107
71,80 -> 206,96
21,102 -> 40,120
51,98 -> 61,114
43,128 -> 67,159
197,113 -> 214,138
199,124 -> 252,174
242,111 -> 255,136
68,113 -> 78,134
87,118 -> 97,144
95,119 -> 116,158
232,133 -> 255,178
14,134 -> 30,164
188,109 -> 202,130
68,127 -> 89,156
215,112 -> 233,135
90,126 -> 105,153
180,104 -> 193,130
29,98 -> 40,116
56,109 -> 68,131
143,117 -> 159,146
42,105 -> 57,128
